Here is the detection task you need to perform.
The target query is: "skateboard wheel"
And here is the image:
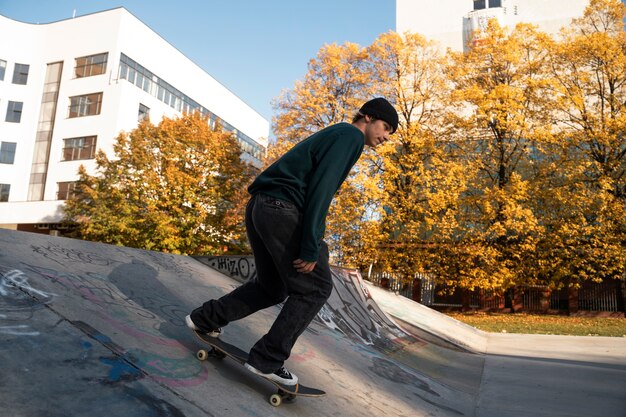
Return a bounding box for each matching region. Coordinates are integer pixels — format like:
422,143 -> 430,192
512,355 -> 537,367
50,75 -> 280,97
196,349 -> 209,361
269,394 -> 282,407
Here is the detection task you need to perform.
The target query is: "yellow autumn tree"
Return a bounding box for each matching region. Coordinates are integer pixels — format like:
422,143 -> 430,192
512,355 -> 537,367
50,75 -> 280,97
441,20 -> 556,290
538,0 -> 626,287
271,41 -> 381,267
269,42 -> 372,164
365,32 -> 469,282
63,112 -> 254,255
269,1 -> 625,290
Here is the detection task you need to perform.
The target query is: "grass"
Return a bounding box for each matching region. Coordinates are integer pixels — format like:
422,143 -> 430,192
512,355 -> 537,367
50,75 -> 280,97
444,312 -> 626,337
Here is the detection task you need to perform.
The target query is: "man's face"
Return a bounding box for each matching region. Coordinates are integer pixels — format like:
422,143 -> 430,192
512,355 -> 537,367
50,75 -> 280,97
364,117 -> 393,148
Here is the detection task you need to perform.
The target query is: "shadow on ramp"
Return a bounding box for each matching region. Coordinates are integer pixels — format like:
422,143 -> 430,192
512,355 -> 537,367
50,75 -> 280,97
0,229 -> 476,416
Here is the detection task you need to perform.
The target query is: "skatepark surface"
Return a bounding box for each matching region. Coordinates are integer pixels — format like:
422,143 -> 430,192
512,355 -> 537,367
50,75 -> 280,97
1,229 -> 625,417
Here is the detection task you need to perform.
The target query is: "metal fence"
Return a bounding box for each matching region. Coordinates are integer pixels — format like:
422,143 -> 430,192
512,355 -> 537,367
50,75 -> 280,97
366,270 -> 421,300
522,287 -> 544,311
482,290 -> 505,310
550,288 -> 569,311
578,280 -> 623,312
365,270 -> 625,314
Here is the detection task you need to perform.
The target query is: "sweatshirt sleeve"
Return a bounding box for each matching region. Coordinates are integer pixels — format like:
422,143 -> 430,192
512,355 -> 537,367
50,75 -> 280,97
298,130 -> 364,262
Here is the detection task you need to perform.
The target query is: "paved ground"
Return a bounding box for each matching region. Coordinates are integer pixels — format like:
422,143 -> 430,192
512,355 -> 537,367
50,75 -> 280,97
367,284 -> 626,417
1,229 -> 625,417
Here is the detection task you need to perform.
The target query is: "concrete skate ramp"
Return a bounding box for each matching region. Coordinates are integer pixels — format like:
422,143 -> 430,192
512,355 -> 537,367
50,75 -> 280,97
196,255 -> 488,353
363,282 -> 488,353
0,229 -> 477,417
197,255 -> 485,397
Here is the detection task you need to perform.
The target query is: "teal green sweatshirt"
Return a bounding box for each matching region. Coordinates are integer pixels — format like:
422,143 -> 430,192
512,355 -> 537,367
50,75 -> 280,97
248,123 -> 365,262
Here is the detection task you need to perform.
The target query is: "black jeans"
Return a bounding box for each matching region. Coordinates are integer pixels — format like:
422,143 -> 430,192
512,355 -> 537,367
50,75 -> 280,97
191,193 -> 333,373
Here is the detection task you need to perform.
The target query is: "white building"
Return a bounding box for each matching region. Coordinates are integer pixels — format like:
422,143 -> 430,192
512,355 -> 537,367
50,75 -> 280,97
0,8 -> 269,234
396,0 -> 590,51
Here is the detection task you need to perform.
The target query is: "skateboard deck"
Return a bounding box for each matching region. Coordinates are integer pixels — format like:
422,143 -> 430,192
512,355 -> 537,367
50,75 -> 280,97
193,331 -> 325,407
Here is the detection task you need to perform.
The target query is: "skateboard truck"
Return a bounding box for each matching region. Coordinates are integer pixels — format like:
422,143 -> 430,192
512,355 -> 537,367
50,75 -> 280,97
193,331 -> 325,407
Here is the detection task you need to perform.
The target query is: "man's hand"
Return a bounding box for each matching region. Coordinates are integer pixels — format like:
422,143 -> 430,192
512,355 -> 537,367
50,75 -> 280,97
293,259 -> 317,274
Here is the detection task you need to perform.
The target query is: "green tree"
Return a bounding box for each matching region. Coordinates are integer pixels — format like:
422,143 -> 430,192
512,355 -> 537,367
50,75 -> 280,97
63,112 -> 254,255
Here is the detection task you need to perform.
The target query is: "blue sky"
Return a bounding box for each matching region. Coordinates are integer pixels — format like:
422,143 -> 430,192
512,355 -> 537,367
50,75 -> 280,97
0,0 -> 396,127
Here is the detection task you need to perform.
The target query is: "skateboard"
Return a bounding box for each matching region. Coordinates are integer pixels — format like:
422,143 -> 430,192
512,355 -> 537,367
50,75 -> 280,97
193,331 -> 326,407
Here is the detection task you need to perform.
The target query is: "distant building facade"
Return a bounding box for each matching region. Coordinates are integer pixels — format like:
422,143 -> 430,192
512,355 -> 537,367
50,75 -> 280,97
0,8 -> 269,234
396,0 -> 590,51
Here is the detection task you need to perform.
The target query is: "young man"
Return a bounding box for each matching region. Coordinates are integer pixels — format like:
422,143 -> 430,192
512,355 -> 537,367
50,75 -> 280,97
186,97 -> 398,385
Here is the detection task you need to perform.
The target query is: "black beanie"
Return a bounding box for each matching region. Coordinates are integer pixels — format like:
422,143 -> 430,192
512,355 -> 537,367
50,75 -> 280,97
359,97 -> 399,134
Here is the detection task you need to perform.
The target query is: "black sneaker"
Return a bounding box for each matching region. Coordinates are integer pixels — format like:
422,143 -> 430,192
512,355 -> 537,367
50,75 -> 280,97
244,363 -> 299,385
185,315 -> 221,338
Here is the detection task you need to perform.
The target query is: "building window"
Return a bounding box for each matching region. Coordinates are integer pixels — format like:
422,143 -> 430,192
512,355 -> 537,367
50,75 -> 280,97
5,101 -> 23,123
118,53 -> 265,165
489,0 -> 501,7
0,142 -> 17,164
474,0 -> 486,10
138,103 -> 150,121
62,136 -> 97,161
57,182 -> 77,200
0,60 -> 6,81
0,184 -> 10,202
12,63 -> 29,85
75,52 -> 108,78
68,93 -> 103,118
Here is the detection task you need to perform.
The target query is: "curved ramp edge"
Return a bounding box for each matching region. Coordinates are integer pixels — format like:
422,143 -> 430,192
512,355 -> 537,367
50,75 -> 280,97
0,230 -> 476,417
